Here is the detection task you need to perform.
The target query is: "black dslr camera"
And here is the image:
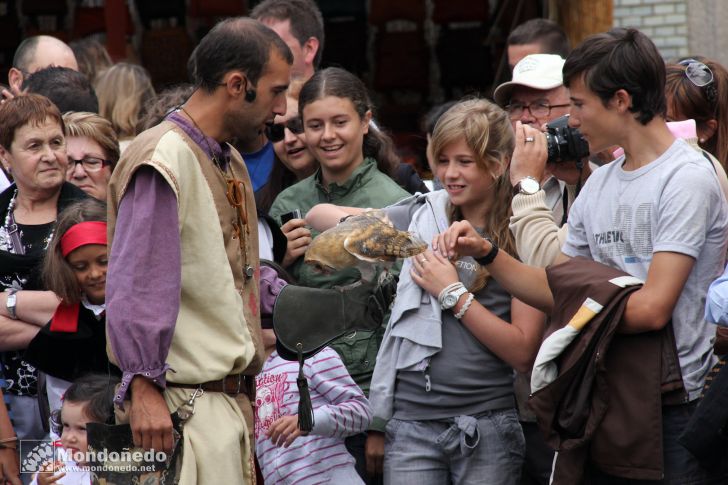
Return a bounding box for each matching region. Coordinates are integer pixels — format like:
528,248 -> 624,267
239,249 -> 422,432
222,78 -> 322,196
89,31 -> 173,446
544,115 -> 590,163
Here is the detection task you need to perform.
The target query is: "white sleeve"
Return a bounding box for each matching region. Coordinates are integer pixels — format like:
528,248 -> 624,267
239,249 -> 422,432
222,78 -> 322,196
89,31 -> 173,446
654,164 -> 722,258
561,184 -> 591,258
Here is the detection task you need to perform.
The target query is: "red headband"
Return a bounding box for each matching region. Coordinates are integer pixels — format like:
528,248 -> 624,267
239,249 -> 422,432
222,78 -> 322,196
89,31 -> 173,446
60,221 -> 108,257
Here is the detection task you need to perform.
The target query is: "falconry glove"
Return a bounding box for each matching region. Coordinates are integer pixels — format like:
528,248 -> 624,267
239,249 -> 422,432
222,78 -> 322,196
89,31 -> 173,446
273,275 -> 397,362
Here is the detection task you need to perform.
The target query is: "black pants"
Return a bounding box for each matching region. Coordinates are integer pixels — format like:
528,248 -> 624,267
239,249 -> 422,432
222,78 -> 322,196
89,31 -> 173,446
588,401 -> 728,484
519,421 -> 554,485
346,432 -> 383,485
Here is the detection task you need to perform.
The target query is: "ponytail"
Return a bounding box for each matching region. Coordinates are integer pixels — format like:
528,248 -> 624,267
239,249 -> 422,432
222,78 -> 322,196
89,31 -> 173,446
363,124 -> 399,176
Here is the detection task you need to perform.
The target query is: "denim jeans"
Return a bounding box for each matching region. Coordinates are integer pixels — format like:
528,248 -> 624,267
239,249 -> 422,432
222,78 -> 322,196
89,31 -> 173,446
589,401 -> 728,484
384,408 -> 525,485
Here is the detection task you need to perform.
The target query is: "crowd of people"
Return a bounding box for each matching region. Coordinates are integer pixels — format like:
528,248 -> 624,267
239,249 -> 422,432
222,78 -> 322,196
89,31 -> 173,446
1,0 -> 728,484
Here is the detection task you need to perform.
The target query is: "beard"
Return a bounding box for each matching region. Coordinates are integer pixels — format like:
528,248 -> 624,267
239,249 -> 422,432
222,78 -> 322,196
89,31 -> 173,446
223,109 -> 269,148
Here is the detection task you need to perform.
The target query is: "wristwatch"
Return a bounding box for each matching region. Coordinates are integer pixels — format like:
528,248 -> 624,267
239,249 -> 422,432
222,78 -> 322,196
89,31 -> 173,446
5,289 -> 18,320
441,286 -> 468,310
474,237 -> 499,266
514,176 -> 541,195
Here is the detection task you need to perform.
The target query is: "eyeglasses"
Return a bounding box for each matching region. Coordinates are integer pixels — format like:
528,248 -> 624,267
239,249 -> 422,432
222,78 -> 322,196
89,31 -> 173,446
505,100 -> 570,120
67,157 -> 112,173
265,117 -> 304,142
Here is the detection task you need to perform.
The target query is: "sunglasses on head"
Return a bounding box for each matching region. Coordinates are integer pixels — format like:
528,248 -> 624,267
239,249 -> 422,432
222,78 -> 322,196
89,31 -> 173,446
678,58 -> 717,105
266,117 -> 304,142
679,59 -> 714,87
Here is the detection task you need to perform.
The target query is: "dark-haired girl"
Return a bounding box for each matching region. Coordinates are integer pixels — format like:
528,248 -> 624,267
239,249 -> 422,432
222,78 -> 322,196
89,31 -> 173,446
268,67 -> 411,480
31,374 -> 119,485
25,199 -> 119,418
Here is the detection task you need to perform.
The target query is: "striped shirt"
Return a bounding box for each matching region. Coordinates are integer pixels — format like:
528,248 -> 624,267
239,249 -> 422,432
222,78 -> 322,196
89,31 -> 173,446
255,348 -> 371,484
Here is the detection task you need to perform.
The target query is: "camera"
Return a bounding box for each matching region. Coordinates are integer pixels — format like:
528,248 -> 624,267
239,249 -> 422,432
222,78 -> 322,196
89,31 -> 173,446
545,115 -> 590,163
280,209 -> 303,224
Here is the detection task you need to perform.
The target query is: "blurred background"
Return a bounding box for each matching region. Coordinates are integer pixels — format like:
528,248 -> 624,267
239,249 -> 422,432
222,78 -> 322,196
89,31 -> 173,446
1,0 -> 724,176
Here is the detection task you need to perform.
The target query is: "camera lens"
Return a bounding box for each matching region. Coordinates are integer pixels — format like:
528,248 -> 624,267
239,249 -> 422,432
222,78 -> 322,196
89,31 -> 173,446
545,115 -> 589,164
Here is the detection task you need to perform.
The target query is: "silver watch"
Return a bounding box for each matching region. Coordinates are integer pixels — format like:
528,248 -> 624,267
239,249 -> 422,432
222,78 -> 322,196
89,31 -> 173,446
5,289 -> 18,320
515,176 -> 541,195
441,286 -> 468,310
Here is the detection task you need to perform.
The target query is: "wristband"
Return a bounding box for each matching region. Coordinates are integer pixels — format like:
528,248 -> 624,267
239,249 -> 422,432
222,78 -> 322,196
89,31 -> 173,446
5,289 -> 17,320
473,237 -> 499,266
454,293 -> 474,319
0,436 -> 17,450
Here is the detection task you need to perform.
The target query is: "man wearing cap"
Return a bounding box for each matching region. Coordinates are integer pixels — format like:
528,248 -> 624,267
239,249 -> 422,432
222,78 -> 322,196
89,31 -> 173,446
495,53 -> 570,133
494,53 -> 588,268
493,53 -> 583,485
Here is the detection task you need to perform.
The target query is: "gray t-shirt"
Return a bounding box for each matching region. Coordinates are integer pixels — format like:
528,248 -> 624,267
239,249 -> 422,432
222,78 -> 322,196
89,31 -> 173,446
385,196 -> 516,420
563,139 -> 728,400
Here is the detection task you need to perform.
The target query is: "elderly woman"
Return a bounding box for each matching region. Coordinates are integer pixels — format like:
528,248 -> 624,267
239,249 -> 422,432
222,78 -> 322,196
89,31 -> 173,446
63,111 -> 120,201
0,94 -> 86,447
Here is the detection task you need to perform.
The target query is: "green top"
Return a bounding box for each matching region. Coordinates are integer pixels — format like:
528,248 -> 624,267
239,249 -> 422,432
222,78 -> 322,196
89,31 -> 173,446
270,157 -> 410,402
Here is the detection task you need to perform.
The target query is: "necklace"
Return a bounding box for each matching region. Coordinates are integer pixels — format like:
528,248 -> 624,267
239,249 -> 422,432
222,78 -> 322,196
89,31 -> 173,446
178,106 -> 253,279
2,189 -> 17,233
2,189 -> 55,254
179,106 -> 226,171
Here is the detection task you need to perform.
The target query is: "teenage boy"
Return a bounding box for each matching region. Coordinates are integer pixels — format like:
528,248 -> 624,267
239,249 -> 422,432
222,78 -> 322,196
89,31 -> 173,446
436,28 -> 728,483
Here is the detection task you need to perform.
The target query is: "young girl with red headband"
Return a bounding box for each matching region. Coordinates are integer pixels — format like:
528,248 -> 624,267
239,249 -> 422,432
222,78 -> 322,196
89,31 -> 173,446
25,199 -> 120,418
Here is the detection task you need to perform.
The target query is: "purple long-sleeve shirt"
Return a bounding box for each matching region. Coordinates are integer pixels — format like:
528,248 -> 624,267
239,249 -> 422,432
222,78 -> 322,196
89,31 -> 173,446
107,112 -> 283,407
106,167 -> 180,406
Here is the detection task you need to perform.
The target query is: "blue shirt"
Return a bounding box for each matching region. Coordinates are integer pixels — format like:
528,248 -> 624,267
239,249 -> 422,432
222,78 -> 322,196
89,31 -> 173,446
243,141 -> 275,192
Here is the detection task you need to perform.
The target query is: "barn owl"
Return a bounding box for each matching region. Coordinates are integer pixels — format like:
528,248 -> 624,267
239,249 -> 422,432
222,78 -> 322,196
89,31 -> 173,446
304,211 -> 427,283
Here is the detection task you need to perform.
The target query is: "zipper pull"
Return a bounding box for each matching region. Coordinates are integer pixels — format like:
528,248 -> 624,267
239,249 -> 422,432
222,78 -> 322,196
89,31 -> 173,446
424,365 -> 432,392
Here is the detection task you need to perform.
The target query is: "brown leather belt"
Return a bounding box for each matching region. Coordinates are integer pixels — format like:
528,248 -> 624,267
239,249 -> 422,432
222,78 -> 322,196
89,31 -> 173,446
167,374 -> 255,400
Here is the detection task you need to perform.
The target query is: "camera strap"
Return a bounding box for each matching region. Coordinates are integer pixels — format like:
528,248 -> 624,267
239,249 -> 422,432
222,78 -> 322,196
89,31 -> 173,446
560,190 -> 569,226
560,158 -> 587,226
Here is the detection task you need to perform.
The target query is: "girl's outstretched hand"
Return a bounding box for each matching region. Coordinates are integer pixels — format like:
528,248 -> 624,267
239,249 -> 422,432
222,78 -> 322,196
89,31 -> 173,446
432,220 -> 490,261
410,250 -> 459,297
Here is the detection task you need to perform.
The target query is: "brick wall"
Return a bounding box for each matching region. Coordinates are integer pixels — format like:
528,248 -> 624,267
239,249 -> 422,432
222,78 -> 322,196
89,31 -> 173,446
612,0 -> 689,60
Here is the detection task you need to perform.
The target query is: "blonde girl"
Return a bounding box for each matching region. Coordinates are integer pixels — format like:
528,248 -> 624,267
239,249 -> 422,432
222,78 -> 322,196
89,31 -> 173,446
306,98 -> 545,484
